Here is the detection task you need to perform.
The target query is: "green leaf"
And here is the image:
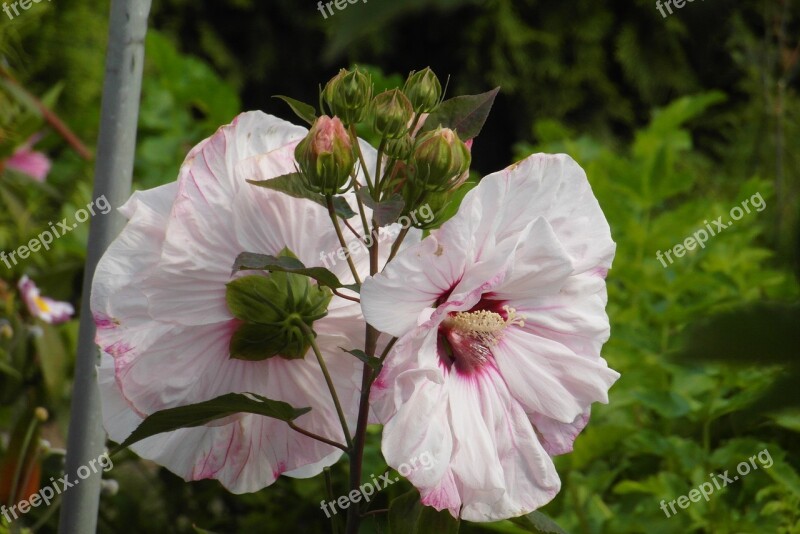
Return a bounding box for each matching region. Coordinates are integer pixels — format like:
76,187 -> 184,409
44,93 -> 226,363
247,173 -> 357,219
388,490 -> 460,534
421,87 -> 500,140
273,95 -> 317,125
231,252 -> 359,292
509,511 -> 569,534
341,348 -> 382,371
357,189 -> 405,226
115,393 -> 311,451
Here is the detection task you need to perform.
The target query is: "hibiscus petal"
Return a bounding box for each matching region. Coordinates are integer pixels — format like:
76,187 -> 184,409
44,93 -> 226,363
493,328 -> 619,423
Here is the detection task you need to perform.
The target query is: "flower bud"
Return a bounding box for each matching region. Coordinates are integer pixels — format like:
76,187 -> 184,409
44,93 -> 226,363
372,89 -> 413,138
295,116 -> 355,195
411,127 -> 471,192
385,134 -> 414,160
34,407 -> 49,422
323,67 -> 372,126
403,68 -> 442,113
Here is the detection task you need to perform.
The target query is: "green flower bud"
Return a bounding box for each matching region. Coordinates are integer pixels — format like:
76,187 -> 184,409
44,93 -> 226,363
411,127 -> 471,192
295,116 -> 355,195
403,67 -> 442,113
226,250 -> 332,362
372,89 -> 413,139
385,134 -> 415,160
323,67 -> 372,126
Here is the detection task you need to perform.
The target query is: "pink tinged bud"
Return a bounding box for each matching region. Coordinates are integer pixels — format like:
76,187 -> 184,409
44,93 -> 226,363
295,116 -> 356,195
411,127 -> 471,192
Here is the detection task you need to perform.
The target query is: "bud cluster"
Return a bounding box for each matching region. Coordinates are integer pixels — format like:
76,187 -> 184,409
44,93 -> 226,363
291,65 -> 472,227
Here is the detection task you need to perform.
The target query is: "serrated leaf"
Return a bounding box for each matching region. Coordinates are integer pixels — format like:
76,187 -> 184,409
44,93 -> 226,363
115,393 -> 310,451
273,95 -> 317,125
357,189 -> 405,226
389,490 -> 460,534
341,347 -> 382,371
421,87 -> 500,140
231,252 -> 359,292
247,173 -> 357,219
510,511 -> 569,534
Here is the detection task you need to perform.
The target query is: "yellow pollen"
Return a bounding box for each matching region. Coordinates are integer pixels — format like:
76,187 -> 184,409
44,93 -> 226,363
443,306 -> 524,345
34,296 -> 50,312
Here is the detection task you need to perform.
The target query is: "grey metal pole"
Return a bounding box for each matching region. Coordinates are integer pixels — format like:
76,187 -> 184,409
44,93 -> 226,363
58,0 -> 151,532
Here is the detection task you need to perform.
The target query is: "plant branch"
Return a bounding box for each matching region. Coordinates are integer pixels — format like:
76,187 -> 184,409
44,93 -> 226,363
298,321 -> 353,450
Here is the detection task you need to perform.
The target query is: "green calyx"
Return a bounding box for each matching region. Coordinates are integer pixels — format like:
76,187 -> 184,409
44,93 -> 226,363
225,251 -> 332,361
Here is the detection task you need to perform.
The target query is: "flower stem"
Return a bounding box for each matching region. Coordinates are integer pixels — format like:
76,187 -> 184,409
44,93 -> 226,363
326,195 -> 362,286
324,467 -> 341,534
374,137 -> 387,195
387,226 -> 411,264
349,125 -> 374,194
8,414 -> 38,507
287,422 -> 348,453
298,322 -> 353,450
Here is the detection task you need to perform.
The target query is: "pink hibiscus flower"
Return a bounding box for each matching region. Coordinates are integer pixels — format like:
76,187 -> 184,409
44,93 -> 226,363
93,111 -> 378,493
18,275 -> 74,324
361,153 -> 620,521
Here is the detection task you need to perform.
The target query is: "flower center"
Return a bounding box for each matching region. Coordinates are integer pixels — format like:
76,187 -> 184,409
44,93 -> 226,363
438,305 -> 524,375
34,296 -> 50,313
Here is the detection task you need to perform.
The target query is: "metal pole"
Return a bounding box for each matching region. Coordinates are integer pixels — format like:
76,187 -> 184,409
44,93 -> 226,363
58,0 -> 150,532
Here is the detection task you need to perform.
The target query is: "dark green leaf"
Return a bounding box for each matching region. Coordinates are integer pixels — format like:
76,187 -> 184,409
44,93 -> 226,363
247,173 -> 357,219
357,189 -> 405,226
273,95 -> 317,125
388,490 -> 460,534
231,252 -> 359,292
341,347 -> 382,371
510,511 -> 569,534
115,393 -> 310,451
421,87 -> 500,140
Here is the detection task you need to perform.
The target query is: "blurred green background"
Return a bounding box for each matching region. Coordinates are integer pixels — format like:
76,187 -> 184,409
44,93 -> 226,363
0,0 -> 798,532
